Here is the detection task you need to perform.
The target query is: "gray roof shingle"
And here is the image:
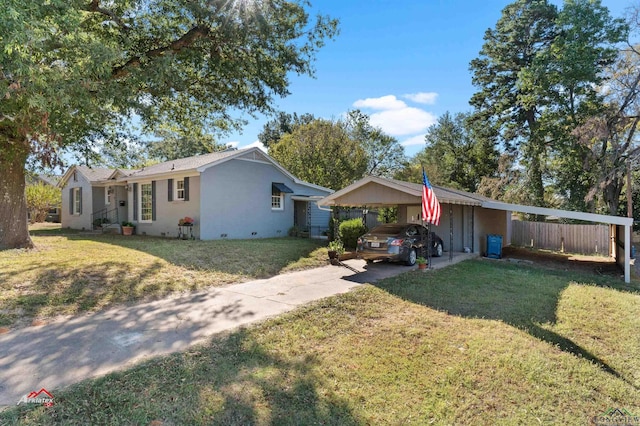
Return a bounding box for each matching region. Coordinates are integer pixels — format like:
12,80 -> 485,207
128,149 -> 241,178
75,166 -> 117,183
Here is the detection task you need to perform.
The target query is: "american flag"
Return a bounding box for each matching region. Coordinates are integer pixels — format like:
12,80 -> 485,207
422,168 -> 441,226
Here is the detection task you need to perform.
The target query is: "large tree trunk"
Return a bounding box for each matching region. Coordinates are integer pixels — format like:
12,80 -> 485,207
0,147 -> 33,250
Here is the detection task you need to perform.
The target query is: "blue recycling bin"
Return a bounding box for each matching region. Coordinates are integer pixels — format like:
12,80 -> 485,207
487,234 -> 502,259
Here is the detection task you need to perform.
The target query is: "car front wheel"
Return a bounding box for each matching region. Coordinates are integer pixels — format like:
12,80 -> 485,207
434,242 -> 443,257
405,248 -> 417,266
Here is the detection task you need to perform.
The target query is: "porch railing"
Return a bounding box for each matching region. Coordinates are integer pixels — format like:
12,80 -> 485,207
91,207 -> 119,231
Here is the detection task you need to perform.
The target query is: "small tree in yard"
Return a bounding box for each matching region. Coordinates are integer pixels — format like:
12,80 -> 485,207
25,183 -> 61,224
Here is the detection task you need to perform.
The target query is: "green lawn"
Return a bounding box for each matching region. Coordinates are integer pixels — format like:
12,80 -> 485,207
2,259 -> 638,425
0,227 -> 328,328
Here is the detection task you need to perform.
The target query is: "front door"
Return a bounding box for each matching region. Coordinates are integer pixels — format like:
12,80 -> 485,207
294,200 -> 309,231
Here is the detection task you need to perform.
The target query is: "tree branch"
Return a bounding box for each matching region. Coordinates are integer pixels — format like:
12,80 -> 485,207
85,0 -> 129,30
111,25 -> 212,79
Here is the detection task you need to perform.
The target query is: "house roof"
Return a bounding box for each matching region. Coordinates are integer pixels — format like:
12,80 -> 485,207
59,147 -> 333,194
75,166 -> 116,182
58,165 -> 138,187
127,149 -> 240,179
126,147 -> 333,193
36,174 -> 60,186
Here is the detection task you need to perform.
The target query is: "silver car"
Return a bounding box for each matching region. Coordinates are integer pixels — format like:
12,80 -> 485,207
356,223 -> 444,266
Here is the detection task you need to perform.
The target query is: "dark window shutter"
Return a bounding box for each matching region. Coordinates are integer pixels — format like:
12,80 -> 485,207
152,180 -> 156,221
78,188 -> 82,215
184,177 -> 190,201
69,188 -> 73,214
168,178 -> 173,202
133,183 -> 138,221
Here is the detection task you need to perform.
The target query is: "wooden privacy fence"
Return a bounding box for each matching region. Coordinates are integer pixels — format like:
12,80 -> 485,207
511,220 -> 611,255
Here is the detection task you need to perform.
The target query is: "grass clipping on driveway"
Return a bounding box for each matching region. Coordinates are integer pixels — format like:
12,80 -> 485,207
0,234 -> 327,327
3,259 -> 639,425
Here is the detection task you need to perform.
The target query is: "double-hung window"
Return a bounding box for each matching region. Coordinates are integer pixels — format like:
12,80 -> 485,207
73,188 -> 81,215
140,183 -> 153,222
175,180 -> 185,201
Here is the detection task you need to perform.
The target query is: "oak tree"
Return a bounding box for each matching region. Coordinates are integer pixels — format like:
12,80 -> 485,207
0,0 -> 338,249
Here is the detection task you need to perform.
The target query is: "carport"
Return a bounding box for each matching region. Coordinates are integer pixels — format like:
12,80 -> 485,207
318,176 -> 634,283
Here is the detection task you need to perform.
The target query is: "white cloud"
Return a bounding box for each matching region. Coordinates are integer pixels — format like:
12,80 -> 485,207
369,108 -> 437,137
403,92 -> 438,105
226,141 -> 240,148
241,140 -> 267,152
353,95 -> 406,111
400,134 -> 427,147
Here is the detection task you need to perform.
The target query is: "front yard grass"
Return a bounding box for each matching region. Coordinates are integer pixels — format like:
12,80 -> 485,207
2,259 -> 638,425
0,227 -> 328,328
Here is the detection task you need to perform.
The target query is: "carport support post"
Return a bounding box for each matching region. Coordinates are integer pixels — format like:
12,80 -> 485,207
449,203 -> 453,262
625,224 -> 631,283
427,222 -> 432,268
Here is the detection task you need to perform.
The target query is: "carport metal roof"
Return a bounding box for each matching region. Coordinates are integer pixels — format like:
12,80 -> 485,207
318,176 -> 491,207
318,176 -> 634,283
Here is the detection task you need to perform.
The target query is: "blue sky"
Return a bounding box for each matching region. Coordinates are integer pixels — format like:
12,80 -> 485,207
224,0 -> 630,157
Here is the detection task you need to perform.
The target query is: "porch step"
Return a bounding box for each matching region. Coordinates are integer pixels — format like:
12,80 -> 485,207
102,224 -> 122,235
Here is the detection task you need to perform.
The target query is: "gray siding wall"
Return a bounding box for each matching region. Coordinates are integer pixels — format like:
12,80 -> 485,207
129,176 -> 201,238
200,158 -> 330,240
61,172 -> 93,230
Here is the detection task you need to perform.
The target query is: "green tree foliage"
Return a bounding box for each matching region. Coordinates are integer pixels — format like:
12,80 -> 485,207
258,112 -> 316,148
269,118 -> 368,190
25,182 -> 61,224
471,0 -> 627,215
344,110 -> 407,178
147,125 -> 228,162
414,112 -> 499,193
470,0 -> 558,209
570,39 -> 640,215
0,0 -> 338,249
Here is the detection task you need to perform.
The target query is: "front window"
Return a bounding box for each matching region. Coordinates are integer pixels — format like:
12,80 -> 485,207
175,180 -> 185,201
271,194 -> 283,210
140,183 -> 153,222
73,188 -> 81,215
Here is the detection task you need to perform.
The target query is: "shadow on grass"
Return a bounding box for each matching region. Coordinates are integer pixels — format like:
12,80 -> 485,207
65,234 -> 327,278
375,259 -> 638,386
0,260 -> 178,320
1,329 -> 361,425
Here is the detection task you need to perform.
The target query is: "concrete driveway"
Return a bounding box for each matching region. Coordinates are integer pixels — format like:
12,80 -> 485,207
0,254 -> 476,408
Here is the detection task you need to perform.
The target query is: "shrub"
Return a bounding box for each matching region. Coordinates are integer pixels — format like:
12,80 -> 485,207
25,182 -> 61,224
339,218 -> 367,249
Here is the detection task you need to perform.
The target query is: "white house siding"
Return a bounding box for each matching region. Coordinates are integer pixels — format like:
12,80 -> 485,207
129,176 -> 201,238
61,172 -> 93,230
200,158 -> 330,240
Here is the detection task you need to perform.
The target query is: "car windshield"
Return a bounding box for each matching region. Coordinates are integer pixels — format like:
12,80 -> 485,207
369,225 -> 406,235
